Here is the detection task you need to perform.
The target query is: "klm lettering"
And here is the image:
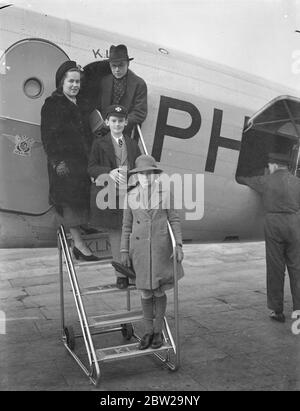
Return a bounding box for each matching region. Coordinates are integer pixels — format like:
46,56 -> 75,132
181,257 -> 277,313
92,48 -> 109,59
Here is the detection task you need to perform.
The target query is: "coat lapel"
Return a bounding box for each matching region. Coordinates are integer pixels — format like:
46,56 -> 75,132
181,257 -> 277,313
122,70 -> 136,107
133,183 -> 166,216
101,133 -> 117,168
148,182 -> 165,214
128,186 -> 150,217
101,75 -> 113,110
124,137 -> 134,168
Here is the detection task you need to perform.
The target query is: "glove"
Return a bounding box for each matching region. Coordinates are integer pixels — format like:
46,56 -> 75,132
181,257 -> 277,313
121,252 -> 131,267
170,245 -> 184,262
176,245 -> 184,263
56,161 -> 69,176
94,125 -> 109,137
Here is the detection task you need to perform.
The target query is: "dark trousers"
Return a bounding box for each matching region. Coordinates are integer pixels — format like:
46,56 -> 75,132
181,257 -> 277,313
107,228 -> 124,278
264,213 -> 300,313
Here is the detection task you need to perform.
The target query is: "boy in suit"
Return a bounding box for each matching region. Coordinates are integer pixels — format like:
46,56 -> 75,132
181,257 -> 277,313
88,104 -> 141,288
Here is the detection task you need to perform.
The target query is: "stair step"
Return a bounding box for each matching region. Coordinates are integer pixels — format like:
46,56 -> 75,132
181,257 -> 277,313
63,251 -> 112,267
72,257 -> 112,267
88,310 -> 143,328
96,341 -> 172,362
66,231 -> 109,241
65,231 -> 112,261
81,284 -> 136,295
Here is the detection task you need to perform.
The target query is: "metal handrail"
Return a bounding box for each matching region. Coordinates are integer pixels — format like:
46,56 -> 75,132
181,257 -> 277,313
58,229 -> 92,365
135,125 -> 180,368
58,225 -> 100,382
136,124 -> 148,155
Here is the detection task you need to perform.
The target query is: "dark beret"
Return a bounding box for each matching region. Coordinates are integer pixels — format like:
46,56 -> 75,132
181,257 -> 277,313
55,60 -> 78,88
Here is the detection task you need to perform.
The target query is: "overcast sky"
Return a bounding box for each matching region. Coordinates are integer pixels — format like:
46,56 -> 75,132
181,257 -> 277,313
8,0 -> 300,90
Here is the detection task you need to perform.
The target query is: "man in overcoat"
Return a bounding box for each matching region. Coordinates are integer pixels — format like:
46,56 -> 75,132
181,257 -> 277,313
96,44 -> 147,136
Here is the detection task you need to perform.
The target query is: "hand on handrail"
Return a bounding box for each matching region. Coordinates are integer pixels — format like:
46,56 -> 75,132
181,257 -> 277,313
121,252 -> 131,267
170,245 -> 184,263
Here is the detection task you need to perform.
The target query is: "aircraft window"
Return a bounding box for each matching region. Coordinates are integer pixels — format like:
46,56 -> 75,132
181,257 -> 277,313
23,77 -> 44,99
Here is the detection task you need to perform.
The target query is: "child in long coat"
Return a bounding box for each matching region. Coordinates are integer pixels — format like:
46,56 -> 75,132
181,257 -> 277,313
120,155 -> 184,349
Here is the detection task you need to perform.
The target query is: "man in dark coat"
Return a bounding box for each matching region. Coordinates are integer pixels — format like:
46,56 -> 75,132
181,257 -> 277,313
88,105 -> 141,288
96,44 -> 147,136
237,153 -> 300,323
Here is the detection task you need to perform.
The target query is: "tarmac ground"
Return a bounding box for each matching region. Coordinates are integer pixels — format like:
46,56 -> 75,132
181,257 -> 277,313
0,242 -> 300,391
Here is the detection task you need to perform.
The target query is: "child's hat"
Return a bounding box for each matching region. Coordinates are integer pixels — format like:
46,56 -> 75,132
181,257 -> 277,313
108,45 -> 134,63
105,105 -> 128,119
129,155 -> 163,175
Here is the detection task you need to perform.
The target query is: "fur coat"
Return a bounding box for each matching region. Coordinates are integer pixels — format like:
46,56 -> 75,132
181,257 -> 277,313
40,93 -> 91,212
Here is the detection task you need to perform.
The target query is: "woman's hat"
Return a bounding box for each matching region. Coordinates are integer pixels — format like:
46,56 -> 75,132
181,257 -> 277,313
108,45 -> 134,63
55,60 -> 79,88
129,154 -> 163,175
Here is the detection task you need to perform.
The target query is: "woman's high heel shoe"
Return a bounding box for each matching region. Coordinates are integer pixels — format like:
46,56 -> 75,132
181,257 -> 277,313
73,246 -> 100,261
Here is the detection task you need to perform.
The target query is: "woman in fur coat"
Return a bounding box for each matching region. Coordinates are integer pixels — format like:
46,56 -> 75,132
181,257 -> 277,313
41,60 -> 98,261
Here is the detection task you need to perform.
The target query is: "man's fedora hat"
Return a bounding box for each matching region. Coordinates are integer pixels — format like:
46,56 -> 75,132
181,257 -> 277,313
108,44 -> 134,63
267,152 -> 290,165
129,154 -> 163,175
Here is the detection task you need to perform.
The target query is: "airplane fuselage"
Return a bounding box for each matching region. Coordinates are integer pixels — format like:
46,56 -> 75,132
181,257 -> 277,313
0,6 -> 298,247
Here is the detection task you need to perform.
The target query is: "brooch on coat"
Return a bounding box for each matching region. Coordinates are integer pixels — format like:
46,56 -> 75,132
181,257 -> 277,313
13,135 -> 35,157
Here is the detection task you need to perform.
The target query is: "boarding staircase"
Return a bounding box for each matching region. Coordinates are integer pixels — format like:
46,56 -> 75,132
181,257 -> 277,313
58,125 -> 180,386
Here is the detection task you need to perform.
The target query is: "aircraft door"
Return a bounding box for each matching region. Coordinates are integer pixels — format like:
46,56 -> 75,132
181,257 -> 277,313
236,96 -> 300,180
0,39 -> 69,214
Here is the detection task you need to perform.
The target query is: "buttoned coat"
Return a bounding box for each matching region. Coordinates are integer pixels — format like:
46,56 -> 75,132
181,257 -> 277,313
40,93 -> 91,212
98,69 -> 147,134
121,183 -> 184,290
88,133 -> 141,228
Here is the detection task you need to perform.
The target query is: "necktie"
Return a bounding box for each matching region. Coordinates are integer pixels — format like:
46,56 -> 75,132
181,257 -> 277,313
118,138 -> 123,148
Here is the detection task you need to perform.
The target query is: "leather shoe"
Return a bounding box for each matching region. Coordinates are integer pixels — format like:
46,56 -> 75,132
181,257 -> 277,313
151,332 -> 164,349
116,277 -> 129,289
270,311 -> 285,323
139,333 -> 153,350
73,247 -> 100,261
